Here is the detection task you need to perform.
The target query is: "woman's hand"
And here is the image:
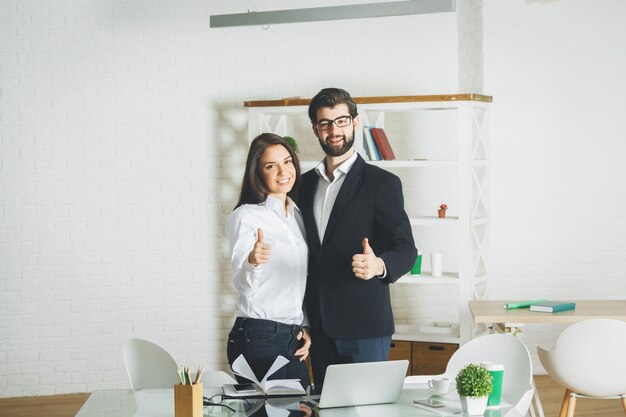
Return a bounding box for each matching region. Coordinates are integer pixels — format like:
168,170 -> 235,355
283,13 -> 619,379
294,327 -> 311,361
248,228 -> 271,266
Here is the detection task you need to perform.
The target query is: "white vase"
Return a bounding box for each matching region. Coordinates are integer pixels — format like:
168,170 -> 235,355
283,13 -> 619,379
460,395 -> 488,415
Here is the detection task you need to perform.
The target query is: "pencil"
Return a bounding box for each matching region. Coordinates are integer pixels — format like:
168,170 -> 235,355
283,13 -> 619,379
194,366 -> 204,385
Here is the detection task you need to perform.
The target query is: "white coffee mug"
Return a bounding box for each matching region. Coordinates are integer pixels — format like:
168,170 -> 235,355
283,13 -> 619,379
428,377 -> 450,394
431,252 -> 443,277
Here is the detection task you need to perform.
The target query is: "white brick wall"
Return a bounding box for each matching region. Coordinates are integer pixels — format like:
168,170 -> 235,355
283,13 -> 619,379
484,0 -> 626,372
458,0 -> 484,93
2,0 -> 625,397
0,1 -> 457,397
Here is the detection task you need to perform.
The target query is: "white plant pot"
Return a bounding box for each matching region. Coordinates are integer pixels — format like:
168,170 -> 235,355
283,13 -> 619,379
460,395 -> 488,415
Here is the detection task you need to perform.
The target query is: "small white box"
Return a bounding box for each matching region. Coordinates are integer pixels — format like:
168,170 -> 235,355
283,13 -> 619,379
419,322 -> 459,335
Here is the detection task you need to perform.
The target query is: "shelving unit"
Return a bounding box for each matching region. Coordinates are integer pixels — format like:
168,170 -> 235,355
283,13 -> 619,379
245,94 -> 492,373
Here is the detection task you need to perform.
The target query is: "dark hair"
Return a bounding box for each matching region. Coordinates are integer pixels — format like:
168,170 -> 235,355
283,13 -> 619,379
235,133 -> 301,209
308,87 -> 358,124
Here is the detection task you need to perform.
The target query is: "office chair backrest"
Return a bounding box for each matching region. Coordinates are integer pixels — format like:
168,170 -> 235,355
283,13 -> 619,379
541,318 -> 626,397
123,338 -> 180,389
444,334 -> 535,416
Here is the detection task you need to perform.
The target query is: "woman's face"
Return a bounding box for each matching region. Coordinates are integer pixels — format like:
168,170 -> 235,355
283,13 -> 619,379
258,144 -> 296,199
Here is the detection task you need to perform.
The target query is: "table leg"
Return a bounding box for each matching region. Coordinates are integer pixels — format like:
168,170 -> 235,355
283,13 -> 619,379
490,322 -> 524,335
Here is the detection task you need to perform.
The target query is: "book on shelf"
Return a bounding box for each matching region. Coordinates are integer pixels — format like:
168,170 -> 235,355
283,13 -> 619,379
503,299 -> 548,310
369,127 -> 396,160
363,126 -> 381,161
529,301 -> 576,313
222,354 -> 305,398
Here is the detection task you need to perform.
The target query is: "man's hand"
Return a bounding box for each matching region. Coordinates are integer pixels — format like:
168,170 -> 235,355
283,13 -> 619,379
294,327 -> 311,361
352,238 -> 384,280
248,228 -> 271,266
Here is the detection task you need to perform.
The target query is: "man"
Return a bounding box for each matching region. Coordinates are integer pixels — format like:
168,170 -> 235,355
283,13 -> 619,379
299,87 -> 417,384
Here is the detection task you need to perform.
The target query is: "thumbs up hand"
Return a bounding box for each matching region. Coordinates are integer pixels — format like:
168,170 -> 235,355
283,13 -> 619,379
362,237 -> 373,255
248,228 -> 272,267
352,238 -> 385,280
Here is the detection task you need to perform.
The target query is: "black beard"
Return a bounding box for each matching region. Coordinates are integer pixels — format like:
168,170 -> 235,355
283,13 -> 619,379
318,126 -> 355,157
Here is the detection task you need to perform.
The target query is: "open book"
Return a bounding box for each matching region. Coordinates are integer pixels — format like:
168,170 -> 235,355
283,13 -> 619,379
222,355 -> 306,398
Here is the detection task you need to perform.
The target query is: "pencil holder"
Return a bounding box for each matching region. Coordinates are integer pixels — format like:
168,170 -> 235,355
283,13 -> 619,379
174,383 -> 203,417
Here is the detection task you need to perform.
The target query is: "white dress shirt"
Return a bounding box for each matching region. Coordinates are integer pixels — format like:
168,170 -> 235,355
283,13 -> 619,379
313,151 -> 359,242
226,195 -> 308,326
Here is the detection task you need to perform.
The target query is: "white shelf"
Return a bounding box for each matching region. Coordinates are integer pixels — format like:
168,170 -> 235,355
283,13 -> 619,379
300,159 -> 486,171
246,94 -> 491,347
393,325 -> 461,344
410,216 -> 458,225
397,273 -> 459,284
368,159 -> 458,168
369,159 -> 487,168
408,216 -> 488,226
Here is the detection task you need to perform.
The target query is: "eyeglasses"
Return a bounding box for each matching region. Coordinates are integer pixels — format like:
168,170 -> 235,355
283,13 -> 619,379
203,394 -> 247,413
315,115 -> 353,131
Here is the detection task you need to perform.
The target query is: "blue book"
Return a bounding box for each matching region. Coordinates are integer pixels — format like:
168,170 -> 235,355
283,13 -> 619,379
363,126 -> 381,160
529,301 -> 576,313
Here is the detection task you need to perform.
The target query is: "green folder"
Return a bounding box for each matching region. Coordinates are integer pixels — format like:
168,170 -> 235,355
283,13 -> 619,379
503,299 -> 548,310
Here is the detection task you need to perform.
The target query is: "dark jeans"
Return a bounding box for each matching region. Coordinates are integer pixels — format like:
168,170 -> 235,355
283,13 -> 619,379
227,317 -> 310,385
310,324 -> 391,385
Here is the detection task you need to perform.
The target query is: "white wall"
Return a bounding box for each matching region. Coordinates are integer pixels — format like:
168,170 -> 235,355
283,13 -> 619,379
484,0 -> 626,368
1,0 -> 625,397
0,1 -> 457,397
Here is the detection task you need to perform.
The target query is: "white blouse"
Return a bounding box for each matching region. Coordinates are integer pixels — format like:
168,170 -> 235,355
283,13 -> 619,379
226,195 -> 308,326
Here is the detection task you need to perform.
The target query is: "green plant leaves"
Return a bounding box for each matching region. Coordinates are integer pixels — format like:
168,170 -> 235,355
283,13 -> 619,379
455,364 -> 493,398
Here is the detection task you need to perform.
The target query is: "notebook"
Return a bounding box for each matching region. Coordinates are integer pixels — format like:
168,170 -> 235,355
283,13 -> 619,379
529,301 -> 576,313
311,360 -> 409,409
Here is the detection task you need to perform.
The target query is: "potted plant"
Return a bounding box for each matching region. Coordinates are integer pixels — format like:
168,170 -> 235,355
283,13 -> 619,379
455,363 -> 493,415
283,136 -> 299,153
438,204 -> 448,218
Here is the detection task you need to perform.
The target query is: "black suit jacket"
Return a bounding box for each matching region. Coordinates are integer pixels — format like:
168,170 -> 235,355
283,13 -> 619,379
299,154 -> 416,339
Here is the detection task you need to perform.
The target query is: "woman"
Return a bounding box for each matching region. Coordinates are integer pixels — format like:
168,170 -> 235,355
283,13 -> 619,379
226,133 -> 311,385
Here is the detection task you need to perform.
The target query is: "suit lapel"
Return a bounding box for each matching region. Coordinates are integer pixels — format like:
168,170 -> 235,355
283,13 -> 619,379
322,155 -> 365,245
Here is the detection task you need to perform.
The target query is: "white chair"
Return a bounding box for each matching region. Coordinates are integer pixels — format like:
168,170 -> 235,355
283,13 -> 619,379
537,318 -> 626,417
123,338 -> 180,389
202,370 -> 237,387
405,334 -> 536,417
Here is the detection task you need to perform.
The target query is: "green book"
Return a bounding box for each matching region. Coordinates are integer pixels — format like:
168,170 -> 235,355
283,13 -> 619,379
503,299 -> 548,310
529,301 -> 576,313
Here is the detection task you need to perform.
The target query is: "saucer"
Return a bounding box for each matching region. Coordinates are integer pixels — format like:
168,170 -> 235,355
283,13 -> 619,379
427,388 -> 449,396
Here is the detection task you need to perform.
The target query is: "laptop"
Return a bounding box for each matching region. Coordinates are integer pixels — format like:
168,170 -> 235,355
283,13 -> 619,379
311,360 -> 408,409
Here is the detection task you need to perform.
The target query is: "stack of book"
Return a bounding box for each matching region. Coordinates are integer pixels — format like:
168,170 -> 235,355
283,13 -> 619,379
363,126 -> 396,161
504,299 -> 576,313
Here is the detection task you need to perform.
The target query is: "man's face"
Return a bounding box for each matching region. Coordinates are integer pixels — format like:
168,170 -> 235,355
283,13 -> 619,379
313,103 -> 358,157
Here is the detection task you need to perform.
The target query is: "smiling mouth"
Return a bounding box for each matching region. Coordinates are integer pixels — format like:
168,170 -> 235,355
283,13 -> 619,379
327,136 -> 344,145
277,178 -> 291,185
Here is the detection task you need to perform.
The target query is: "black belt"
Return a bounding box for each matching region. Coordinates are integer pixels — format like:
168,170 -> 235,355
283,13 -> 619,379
235,316 -> 301,332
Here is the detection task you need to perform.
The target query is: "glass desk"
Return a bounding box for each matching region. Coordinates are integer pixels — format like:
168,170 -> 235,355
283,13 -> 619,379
75,384 -> 516,417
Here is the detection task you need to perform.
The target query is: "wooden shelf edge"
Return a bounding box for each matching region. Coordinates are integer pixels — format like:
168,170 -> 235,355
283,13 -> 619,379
245,93 -> 493,107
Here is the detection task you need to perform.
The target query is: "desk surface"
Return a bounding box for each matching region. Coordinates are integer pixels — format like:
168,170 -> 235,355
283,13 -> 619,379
74,385 -> 510,417
469,300 -> 626,324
